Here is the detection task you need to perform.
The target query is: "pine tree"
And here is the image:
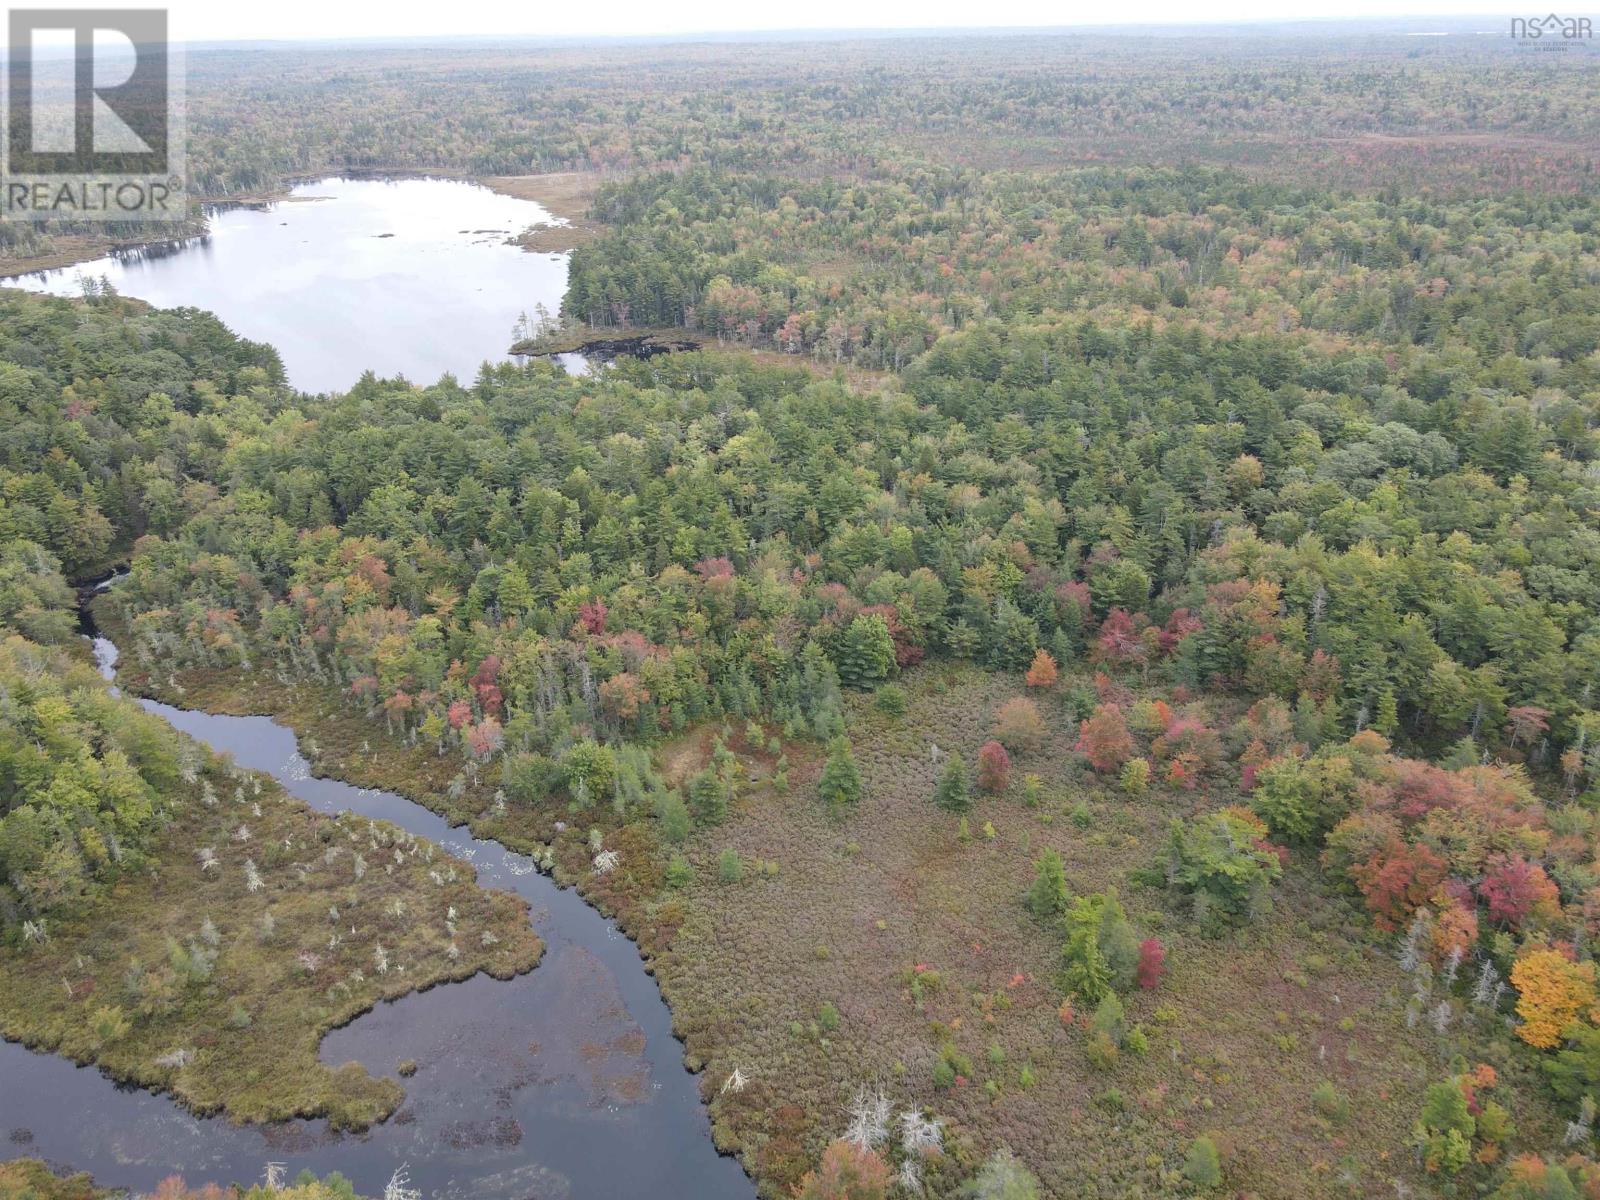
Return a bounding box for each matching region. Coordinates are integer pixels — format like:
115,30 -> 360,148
817,737 -> 863,815
1026,848 -> 1068,918
1062,916 -> 1111,1002
835,614 -> 895,689
933,752 -> 971,812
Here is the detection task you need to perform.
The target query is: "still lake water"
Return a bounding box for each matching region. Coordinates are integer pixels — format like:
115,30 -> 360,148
0,184 -> 752,1198
8,177 -> 569,394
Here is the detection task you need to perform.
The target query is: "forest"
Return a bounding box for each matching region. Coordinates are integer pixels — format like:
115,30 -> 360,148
3,22 -> 1600,1200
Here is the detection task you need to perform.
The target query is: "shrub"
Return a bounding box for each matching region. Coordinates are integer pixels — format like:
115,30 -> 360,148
665,852 -> 695,889
970,1148 -> 1040,1199
1119,757 -> 1150,796
1311,1081 -> 1351,1123
874,684 -> 908,716
90,1005 -> 130,1046
717,847 -> 743,884
1183,1137 -> 1222,1190
1085,1031 -> 1118,1070
993,697 -> 1046,753
818,1001 -> 840,1032
1089,991 -> 1126,1046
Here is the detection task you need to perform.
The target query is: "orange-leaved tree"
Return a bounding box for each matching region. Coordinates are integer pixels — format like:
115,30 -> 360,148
1024,649 -> 1058,689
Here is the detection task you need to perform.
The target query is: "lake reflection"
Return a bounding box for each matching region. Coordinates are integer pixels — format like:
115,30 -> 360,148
8,177 -> 569,394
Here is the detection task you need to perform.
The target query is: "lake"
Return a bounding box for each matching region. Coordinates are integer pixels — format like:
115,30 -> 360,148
6,177 -> 570,394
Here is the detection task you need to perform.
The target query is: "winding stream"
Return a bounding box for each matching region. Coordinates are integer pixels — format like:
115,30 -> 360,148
0,597 -> 753,1200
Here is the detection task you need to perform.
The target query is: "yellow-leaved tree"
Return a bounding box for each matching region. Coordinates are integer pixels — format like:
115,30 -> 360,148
1510,949 -> 1600,1050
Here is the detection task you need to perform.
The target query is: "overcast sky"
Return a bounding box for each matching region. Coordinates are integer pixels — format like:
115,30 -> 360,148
5,1 -> 1553,45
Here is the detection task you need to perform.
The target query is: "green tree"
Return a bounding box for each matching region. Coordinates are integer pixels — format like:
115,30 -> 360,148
817,737 -> 863,815
934,752 -> 971,813
834,613 -> 895,689
1026,848 -> 1069,919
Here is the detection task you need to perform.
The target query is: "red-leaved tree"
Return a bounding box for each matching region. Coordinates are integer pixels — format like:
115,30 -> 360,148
977,740 -> 1011,793
1479,855 -> 1561,931
1137,938 -> 1166,989
1076,703 -> 1134,774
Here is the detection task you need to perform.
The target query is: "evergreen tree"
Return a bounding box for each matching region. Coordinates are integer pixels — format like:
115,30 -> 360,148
933,752 -> 971,813
817,737 -> 863,816
1026,848 -> 1069,919
834,613 -> 895,689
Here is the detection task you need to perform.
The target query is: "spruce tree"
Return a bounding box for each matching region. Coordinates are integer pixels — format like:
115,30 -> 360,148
817,737 -> 863,815
933,752 -> 971,813
1026,848 -> 1069,918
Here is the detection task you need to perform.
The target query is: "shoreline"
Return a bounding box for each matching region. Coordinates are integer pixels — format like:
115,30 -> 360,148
512,329 -> 706,360
0,169 -> 603,280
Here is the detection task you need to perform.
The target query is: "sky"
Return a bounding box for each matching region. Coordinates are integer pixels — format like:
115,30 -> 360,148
2,0 -> 1559,45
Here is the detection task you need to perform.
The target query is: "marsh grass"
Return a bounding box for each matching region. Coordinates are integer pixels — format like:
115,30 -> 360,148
1,659 -> 541,1127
